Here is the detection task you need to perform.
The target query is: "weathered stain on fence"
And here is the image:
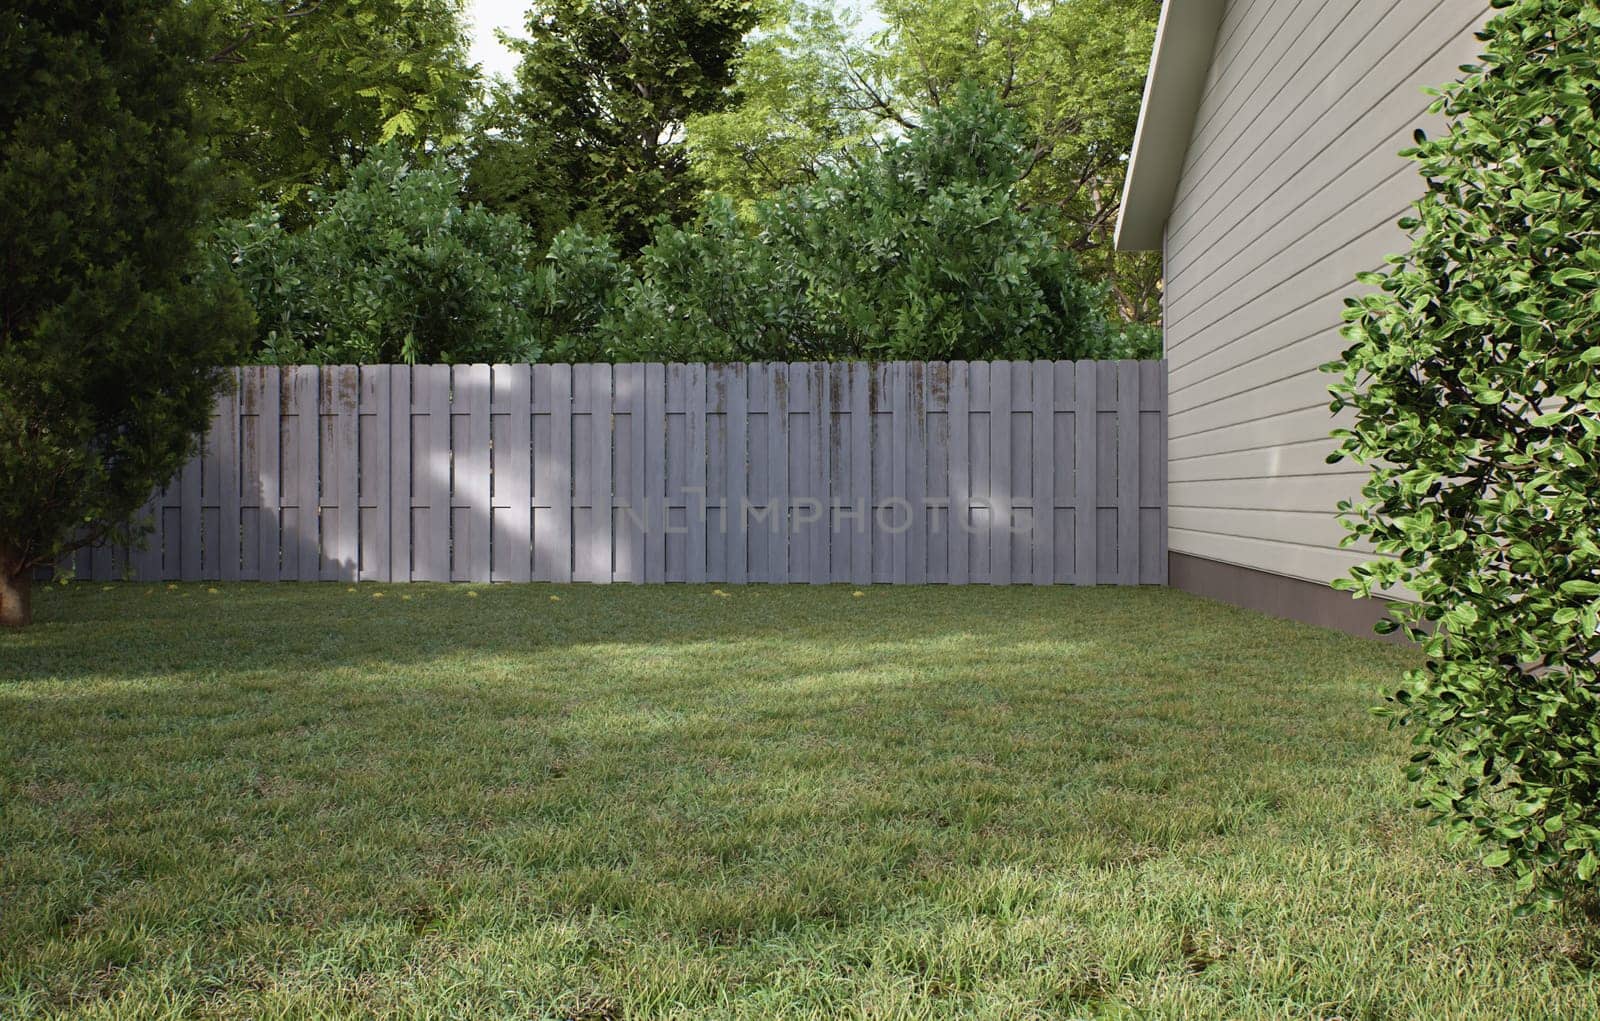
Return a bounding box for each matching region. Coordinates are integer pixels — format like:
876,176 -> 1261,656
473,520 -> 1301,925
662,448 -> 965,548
65,360 -> 1168,585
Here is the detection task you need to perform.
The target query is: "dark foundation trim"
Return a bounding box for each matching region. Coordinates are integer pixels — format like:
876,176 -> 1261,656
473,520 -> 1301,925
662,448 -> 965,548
1169,551 -> 1399,640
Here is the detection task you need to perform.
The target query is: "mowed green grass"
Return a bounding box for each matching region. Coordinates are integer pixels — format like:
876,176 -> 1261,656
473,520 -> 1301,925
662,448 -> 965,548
1,583 -> 1595,1020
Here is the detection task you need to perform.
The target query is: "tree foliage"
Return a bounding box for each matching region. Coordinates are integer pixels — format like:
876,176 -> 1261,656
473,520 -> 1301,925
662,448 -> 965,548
686,0 -> 1162,327
551,88 -> 1111,362
684,1 -> 875,208
217,148 -> 545,364
201,0 -> 479,219
468,0 -> 762,252
0,0 -> 253,627
1326,0 -> 1600,908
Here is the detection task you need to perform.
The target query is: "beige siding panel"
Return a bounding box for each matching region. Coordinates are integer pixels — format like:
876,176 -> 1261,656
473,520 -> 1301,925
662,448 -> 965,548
1170,526 -> 1371,578
1167,15 -> 1485,312
1162,0 -> 1489,587
1174,0 -> 1378,222
1168,438 -> 1355,484
1168,404 -> 1354,464
1169,0 -> 1487,255
1183,0 -> 1282,151
1171,476 -> 1366,515
1172,325 -> 1337,409
1169,159 -> 1417,318
1168,214 -> 1405,362
1177,0 -> 1308,177
1170,365 -> 1346,440
1171,506 -> 1354,551
1168,296 -> 1353,393
1169,528 -> 1371,584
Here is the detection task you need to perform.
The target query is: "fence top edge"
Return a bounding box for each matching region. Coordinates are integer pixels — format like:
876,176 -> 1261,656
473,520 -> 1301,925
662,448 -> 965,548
227,358 -> 1166,372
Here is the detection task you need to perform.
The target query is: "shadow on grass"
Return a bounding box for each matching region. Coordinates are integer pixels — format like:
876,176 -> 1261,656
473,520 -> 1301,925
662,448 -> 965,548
3,581 -> 1403,685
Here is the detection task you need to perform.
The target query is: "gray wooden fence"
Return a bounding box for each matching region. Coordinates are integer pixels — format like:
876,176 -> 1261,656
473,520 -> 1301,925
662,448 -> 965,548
65,360 -> 1166,585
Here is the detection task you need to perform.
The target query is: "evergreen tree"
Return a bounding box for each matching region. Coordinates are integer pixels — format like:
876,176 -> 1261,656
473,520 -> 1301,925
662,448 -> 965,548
468,0 -> 762,252
0,1 -> 252,627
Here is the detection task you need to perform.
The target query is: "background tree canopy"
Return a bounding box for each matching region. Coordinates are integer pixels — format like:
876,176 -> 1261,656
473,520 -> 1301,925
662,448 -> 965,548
221,89 -> 1115,365
686,0 -> 1162,329
203,0 -> 1163,362
551,87 -> 1114,364
199,0 -> 480,221
467,0 -> 763,252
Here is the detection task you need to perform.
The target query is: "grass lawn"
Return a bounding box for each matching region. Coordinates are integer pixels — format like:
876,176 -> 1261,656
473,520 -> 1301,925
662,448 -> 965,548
2,583 -> 1596,1020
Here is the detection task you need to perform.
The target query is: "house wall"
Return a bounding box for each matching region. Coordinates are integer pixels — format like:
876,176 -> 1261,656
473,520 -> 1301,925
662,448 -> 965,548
1161,0 -> 1491,630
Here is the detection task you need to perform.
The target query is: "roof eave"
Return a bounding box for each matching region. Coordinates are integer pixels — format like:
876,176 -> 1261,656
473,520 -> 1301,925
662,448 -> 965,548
1114,0 -> 1227,252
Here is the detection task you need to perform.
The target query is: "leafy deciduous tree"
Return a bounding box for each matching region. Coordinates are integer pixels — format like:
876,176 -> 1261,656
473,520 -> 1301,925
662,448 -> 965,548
685,0 -> 874,207
686,0 -> 1163,329
201,0 -> 479,220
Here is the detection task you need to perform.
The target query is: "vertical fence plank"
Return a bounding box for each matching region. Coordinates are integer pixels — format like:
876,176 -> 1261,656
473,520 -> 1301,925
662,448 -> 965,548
492,364 -> 532,583
612,363 -> 644,583
360,366 -> 391,583
1152,359 -> 1169,585
1074,360 -> 1098,586
573,363 -> 612,583
773,363 -> 792,582
726,363 -> 748,584
745,363 -> 768,580
947,362 -> 970,585
806,362 -> 829,584
1052,361 -> 1077,582
907,362 -> 929,584
686,362 -> 708,584
292,366 -> 321,581
1031,360 -> 1054,585
825,363 -> 849,582
1096,361 -> 1119,583
664,363 -> 690,582
321,366 -> 360,581
178,439 -> 203,583
966,361 -> 990,583
199,406 -> 222,580
216,374 -> 242,581
545,364 -> 574,582
849,362 -> 871,585
386,365 -> 412,582
705,365 -> 730,582
412,364 -> 450,582
254,367 -> 281,581
1116,361 -> 1140,586
643,363 -> 667,582
449,364 -> 490,582
987,362 -> 1012,586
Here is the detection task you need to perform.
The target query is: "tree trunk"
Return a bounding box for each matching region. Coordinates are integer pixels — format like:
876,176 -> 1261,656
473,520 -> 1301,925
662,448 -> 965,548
0,566 -> 31,628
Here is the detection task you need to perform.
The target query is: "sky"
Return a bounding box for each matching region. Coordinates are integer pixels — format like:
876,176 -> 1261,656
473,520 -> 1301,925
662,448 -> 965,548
465,0 -> 885,83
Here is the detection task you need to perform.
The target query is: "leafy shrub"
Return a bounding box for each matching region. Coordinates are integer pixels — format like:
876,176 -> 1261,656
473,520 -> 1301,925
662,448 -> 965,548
530,225 -> 634,363
541,87 -> 1112,363
1326,0 -> 1600,908
217,148 -> 545,364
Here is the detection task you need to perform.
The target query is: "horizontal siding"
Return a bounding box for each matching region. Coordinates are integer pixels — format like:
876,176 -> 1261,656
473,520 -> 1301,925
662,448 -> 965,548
1164,0 -> 1490,587
1168,438 -> 1356,485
